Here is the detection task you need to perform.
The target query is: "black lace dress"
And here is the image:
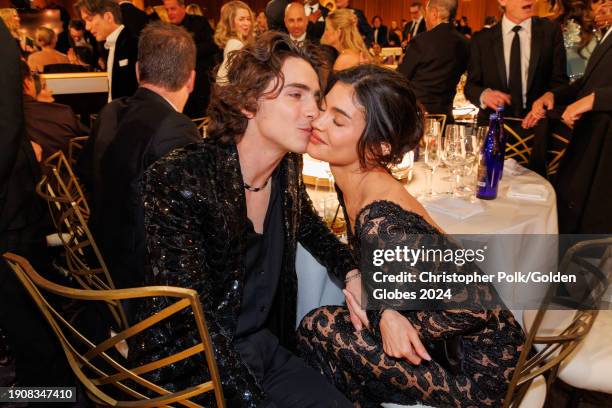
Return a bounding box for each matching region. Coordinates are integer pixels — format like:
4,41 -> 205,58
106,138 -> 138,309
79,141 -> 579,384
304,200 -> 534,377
297,200 -> 526,407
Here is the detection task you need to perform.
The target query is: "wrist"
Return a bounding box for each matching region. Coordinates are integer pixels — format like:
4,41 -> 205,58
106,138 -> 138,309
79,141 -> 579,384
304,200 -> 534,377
344,270 -> 361,284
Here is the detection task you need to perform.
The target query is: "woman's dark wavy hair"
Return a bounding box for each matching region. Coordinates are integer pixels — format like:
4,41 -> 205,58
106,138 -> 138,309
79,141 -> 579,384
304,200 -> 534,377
207,31 -> 329,143
328,64 -> 424,170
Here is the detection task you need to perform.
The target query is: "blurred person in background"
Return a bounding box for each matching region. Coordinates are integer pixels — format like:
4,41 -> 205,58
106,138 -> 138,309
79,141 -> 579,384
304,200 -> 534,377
0,8 -> 35,55
403,2 -> 426,46
335,0 -> 373,47
163,0 -> 219,117
388,20 -> 402,46
304,0 -> 329,42
255,10 -> 268,37
118,0 -> 149,36
284,2 -> 310,45
186,3 -> 204,16
371,15 -> 389,46
321,8 -> 372,71
215,0 -> 254,83
27,26 -> 70,73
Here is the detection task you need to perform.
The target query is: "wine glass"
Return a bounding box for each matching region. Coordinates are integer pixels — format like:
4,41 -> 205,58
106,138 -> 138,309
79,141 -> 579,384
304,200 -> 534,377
421,129 -> 441,199
443,125 -> 467,196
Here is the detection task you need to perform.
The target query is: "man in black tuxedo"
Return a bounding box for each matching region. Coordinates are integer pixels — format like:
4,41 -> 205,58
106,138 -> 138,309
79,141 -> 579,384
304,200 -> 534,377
465,0 -> 567,123
21,61 -> 88,162
118,0 -> 149,37
336,0 -> 373,47
372,16 -> 389,46
1,20 -> 74,388
77,0 -> 139,101
163,0 -> 219,118
285,2 -> 315,45
77,22 -> 201,291
402,2 -> 427,46
524,19 -> 612,233
304,0 -> 329,42
399,0 -> 469,120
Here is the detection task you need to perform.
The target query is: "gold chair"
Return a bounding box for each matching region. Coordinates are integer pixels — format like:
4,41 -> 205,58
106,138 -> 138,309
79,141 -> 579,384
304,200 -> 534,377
503,238 -> 612,407
68,136 -> 90,168
503,117 -> 535,166
191,117 -> 209,138
41,151 -> 89,219
3,252 -> 225,408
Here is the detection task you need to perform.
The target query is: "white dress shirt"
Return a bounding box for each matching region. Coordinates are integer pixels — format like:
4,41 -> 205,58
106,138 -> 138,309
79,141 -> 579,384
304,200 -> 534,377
105,24 -> 124,102
304,3 -> 324,22
290,32 -> 307,44
501,15 -> 531,108
602,26 -> 612,44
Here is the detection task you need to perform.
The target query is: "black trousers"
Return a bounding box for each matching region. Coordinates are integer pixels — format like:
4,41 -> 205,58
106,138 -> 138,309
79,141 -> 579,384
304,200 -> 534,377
235,329 -> 353,408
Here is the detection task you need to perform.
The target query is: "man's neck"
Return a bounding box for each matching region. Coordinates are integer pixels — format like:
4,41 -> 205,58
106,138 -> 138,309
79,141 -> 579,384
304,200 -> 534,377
140,83 -> 186,112
237,127 -> 286,187
504,13 -> 530,26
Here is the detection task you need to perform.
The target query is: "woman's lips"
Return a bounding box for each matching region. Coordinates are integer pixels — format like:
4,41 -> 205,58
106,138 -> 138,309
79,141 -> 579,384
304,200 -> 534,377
309,131 -> 327,145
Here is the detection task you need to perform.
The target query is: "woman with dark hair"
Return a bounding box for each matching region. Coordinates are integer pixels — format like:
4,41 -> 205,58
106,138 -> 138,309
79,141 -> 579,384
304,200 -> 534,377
551,0 -> 597,79
298,64 -> 525,407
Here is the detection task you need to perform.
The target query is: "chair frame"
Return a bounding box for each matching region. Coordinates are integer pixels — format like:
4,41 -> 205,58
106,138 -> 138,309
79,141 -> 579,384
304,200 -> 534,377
68,136 -> 90,168
503,238 -> 612,407
3,252 -> 226,408
191,117 -> 209,138
503,117 -> 535,165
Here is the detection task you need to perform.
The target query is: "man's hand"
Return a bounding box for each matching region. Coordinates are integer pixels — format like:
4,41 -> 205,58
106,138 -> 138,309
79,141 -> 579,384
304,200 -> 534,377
379,309 -> 431,365
561,93 -> 595,128
522,92 -> 554,128
481,89 -> 512,110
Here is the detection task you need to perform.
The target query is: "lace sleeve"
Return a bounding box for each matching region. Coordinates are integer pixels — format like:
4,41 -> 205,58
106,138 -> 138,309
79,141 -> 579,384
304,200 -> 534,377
358,202 -> 492,342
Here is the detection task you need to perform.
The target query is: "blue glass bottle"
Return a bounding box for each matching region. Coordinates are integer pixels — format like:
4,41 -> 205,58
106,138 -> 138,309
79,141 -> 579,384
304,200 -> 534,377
496,106 -> 507,178
476,113 -> 503,200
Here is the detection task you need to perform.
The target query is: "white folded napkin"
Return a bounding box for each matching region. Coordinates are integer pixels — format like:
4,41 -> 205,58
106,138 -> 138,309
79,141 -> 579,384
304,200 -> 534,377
423,196 -> 485,220
503,158 -> 529,176
506,183 -> 549,201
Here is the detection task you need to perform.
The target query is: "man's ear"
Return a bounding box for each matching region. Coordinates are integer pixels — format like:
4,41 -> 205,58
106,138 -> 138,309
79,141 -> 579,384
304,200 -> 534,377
240,108 -> 255,119
103,11 -> 115,25
135,61 -> 140,83
186,69 -> 195,93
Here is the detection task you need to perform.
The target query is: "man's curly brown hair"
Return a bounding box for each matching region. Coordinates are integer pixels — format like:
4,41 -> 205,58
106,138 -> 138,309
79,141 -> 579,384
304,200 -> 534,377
207,31 -> 329,144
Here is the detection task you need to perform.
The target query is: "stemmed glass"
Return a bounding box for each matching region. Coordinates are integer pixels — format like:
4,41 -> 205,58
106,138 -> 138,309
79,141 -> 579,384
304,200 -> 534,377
442,125 -> 467,196
455,126 -> 479,197
419,120 -> 441,199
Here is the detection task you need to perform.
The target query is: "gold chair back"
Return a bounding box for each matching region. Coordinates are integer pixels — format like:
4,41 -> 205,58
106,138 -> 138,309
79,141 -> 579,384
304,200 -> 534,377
503,238 -> 612,407
191,117 -> 209,138
3,252 -> 225,408
68,136 -> 90,168
503,117 -> 535,165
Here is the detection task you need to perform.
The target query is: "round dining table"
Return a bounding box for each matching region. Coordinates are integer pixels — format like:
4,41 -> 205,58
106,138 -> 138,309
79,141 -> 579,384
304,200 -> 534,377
296,156 -> 559,329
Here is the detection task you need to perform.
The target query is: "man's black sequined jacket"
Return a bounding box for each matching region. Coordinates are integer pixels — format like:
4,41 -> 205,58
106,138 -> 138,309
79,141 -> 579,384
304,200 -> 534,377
130,138 -> 357,407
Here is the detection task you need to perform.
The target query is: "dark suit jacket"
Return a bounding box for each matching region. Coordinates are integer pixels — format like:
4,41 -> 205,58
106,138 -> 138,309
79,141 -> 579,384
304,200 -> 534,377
306,5 -> 329,42
119,2 -> 149,37
465,17 -> 568,123
109,27 -> 138,100
23,95 -> 89,162
551,33 -> 612,233
0,22 -> 44,239
78,87 -> 200,289
373,25 -> 389,46
403,17 -> 426,42
399,23 -> 469,118
179,14 -> 220,118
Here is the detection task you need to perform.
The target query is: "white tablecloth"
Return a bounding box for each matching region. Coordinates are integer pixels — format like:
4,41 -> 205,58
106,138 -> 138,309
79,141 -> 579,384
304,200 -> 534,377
296,158 -> 558,328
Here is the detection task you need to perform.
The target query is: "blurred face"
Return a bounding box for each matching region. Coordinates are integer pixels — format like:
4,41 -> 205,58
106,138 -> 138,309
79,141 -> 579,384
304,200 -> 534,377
410,6 -> 422,20
391,21 -> 398,30
498,0 -> 534,24
163,0 -> 186,25
80,10 -> 116,41
284,5 -> 307,38
336,0 -> 349,8
257,11 -> 267,28
321,21 -> 341,48
250,57 -> 321,154
69,27 -> 83,42
308,81 -> 366,168
233,8 -> 252,37
373,17 -> 381,28
12,12 -> 20,28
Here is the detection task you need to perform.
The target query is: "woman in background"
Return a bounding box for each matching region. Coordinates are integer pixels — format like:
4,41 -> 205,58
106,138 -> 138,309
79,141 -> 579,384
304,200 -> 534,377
214,0 -> 254,83
0,8 -> 34,55
255,10 -> 268,37
27,26 -> 69,73
388,20 -> 402,46
321,8 -> 372,71
185,3 -> 204,16
298,64 -> 525,407
551,0 -> 597,80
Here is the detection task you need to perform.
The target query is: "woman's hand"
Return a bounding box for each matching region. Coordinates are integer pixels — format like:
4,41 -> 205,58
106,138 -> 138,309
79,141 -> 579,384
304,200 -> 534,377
561,93 -> 595,129
343,270 -> 368,331
379,309 -> 431,365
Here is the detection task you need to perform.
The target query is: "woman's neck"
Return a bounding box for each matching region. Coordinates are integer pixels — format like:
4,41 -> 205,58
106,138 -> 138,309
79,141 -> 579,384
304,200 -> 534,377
331,163 -> 388,221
